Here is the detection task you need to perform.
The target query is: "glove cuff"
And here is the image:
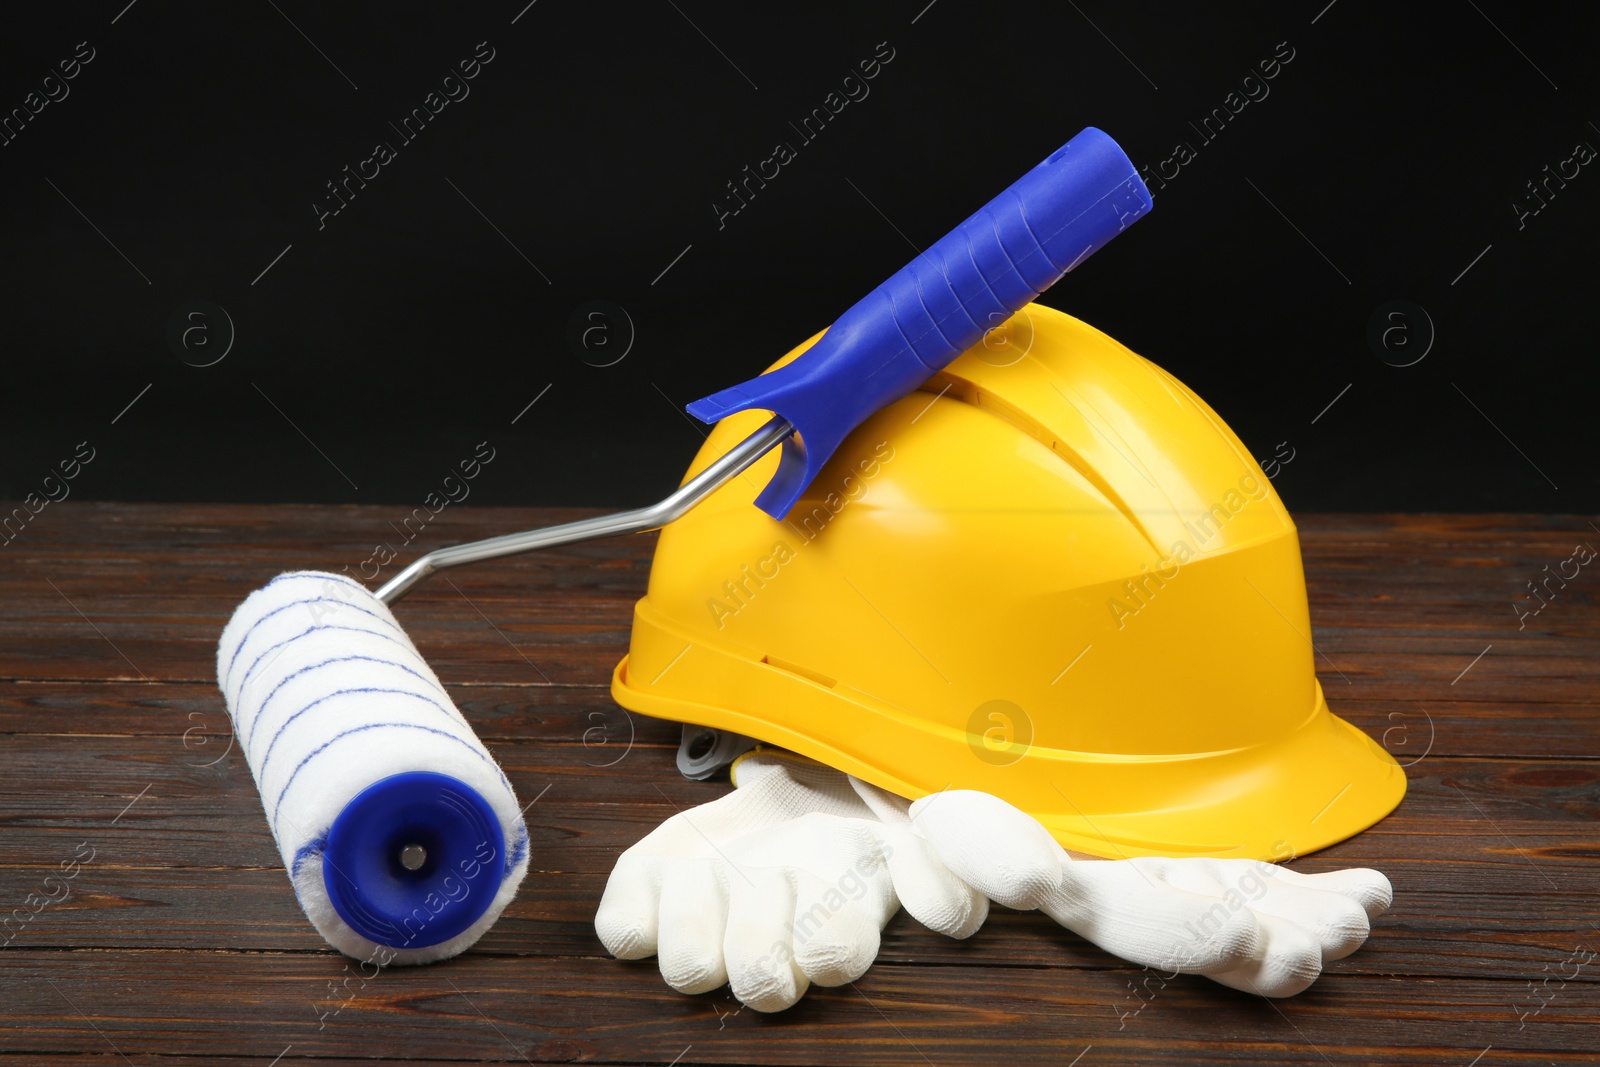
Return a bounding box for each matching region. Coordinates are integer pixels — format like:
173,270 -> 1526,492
727,747 -> 878,823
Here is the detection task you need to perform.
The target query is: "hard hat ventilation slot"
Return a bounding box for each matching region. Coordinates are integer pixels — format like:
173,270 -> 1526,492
919,372 -> 1161,552
760,654 -> 837,689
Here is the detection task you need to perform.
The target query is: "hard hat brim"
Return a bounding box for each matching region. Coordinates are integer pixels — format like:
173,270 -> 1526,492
614,635 -> 1405,862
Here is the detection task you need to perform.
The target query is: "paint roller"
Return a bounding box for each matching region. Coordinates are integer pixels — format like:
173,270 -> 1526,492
217,128 -> 1152,961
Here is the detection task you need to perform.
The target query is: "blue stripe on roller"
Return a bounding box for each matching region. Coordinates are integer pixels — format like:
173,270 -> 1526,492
267,571 -> 368,593
507,823 -> 529,874
291,833 -> 327,878
270,721 -> 511,836
231,622 -> 419,725
262,571 -> 378,610
223,593 -> 407,693
255,686 -> 464,775
243,653 -> 451,750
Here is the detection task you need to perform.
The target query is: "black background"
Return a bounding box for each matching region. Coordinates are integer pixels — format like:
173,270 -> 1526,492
1,1 -> 1594,513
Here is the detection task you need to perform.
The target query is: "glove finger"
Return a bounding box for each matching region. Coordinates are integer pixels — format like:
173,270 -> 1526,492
1200,912 -> 1324,998
1232,866 -> 1371,962
908,790 -> 1063,910
1130,858 -> 1379,963
789,869 -> 883,987
724,866 -> 810,1012
878,827 -> 988,939
1268,865 -> 1393,920
656,859 -> 730,994
1165,859 -> 1370,964
594,851 -> 662,960
1047,859 -> 1261,974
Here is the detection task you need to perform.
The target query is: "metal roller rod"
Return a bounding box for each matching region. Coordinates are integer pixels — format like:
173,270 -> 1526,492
376,416 -> 795,605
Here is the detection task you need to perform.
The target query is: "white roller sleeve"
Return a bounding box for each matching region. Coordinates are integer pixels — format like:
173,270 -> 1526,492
216,570 -> 529,964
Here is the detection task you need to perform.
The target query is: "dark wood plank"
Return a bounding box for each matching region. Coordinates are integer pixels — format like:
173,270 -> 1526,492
0,503 -> 652,685
0,505 -> 1596,1065
0,681 -> 653,746
2,950 -> 1597,1065
5,681 -> 1597,764
1,735 -> 1596,863
0,730 -> 1595,983
3,506 -> 1598,694
1,852 -> 1597,988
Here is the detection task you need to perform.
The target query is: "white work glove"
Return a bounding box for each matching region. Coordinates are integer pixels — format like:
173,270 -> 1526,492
594,751 -> 986,1012
907,790 -> 1393,998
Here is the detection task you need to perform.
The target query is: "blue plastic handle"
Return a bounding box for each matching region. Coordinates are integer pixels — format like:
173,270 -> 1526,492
687,127 -> 1152,519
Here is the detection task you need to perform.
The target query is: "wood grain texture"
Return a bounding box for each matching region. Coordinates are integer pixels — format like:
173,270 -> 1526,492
0,503 -> 1596,1065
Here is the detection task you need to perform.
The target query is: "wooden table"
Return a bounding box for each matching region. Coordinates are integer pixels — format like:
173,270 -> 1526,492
2,504 -> 1596,1065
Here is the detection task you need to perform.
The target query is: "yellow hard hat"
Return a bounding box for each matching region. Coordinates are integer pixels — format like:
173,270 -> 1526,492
612,304 -> 1404,861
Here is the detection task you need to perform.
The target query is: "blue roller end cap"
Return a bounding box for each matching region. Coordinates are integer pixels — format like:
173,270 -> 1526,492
323,771 -> 507,949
